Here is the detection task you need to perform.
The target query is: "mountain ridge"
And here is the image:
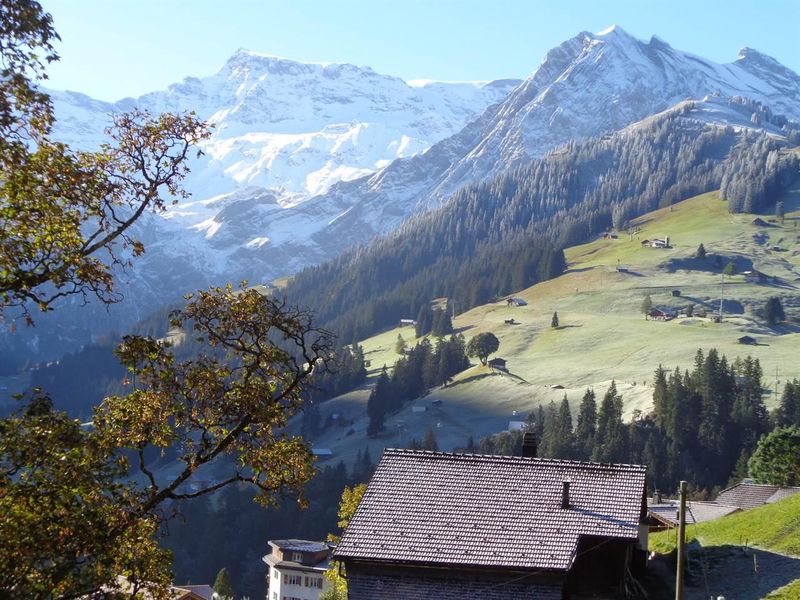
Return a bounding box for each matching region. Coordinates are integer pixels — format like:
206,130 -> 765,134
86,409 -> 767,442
9,31 -> 800,361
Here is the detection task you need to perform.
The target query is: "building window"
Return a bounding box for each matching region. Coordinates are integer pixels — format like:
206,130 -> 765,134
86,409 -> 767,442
273,569 -> 279,579
283,574 -> 301,586
292,552 -> 303,562
304,576 -> 323,588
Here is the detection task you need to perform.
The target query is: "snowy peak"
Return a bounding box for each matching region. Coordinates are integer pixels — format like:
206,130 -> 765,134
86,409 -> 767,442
50,50 -> 521,199
736,46 -> 800,90
595,24 -> 630,36
434,26 -> 800,196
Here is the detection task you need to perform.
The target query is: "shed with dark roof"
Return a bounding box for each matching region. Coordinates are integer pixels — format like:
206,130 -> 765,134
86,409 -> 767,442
335,449 -> 648,599
716,481 -> 800,509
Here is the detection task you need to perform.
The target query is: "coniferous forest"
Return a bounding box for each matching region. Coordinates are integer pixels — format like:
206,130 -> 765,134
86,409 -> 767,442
470,349 -> 800,496
284,105 -> 800,344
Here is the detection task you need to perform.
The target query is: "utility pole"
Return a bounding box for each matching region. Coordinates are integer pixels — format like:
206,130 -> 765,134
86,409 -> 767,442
774,367 -> 780,400
675,480 -> 687,600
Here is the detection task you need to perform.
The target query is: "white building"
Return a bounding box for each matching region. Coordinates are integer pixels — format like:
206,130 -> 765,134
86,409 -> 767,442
263,539 -> 332,600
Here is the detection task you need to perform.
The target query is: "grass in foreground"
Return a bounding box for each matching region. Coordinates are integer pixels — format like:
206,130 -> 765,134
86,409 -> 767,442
765,579 -> 800,599
649,493 -> 800,556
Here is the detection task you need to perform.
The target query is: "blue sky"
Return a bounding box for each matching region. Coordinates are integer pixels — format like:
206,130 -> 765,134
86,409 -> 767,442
44,0 -> 800,102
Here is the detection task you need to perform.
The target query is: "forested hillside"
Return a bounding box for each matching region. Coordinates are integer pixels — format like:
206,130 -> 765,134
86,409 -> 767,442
285,103 -> 800,343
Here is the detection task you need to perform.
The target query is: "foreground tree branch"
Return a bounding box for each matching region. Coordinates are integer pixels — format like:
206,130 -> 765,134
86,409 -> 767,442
1,285 -> 333,599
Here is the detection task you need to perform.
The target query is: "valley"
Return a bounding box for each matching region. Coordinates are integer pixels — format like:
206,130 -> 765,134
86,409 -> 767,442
3,8 -> 800,598
304,189 -> 800,466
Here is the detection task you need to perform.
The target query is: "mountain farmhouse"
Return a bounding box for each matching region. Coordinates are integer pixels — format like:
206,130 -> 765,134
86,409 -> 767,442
335,447 -> 648,599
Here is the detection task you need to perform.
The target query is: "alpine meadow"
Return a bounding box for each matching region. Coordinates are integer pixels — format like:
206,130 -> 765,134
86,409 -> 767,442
1,1 -> 800,599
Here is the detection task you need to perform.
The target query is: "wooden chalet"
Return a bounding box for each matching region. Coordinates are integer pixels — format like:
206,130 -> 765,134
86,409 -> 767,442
488,357 -> 508,371
335,449 -> 649,599
506,297 -> 528,307
648,308 -> 673,321
743,270 -> 767,284
738,335 -> 757,345
641,236 -> 670,249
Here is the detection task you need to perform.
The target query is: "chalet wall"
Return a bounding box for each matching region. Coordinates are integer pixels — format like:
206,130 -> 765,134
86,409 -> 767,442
346,564 -> 563,600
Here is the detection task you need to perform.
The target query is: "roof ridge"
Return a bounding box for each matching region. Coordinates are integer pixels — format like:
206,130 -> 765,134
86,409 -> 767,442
383,448 -> 646,469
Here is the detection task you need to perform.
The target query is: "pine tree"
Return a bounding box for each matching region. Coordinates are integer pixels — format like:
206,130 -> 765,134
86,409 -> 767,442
395,333 -> 406,355
551,312 -> 559,328
552,395 -> 575,458
764,296 -> 785,326
214,568 -> 235,600
575,389 -> 597,460
431,308 -> 453,337
422,427 -> 439,451
723,261 -> 736,279
367,367 -> 391,436
652,366 -> 669,430
695,243 -> 707,259
415,304 -> 432,338
539,400 -> 559,457
593,381 -> 627,463
641,294 -> 653,319
778,379 -> 800,427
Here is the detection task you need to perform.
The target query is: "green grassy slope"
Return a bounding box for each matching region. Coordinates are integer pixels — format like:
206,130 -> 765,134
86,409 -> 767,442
648,494 -> 800,599
649,493 -> 800,556
306,188 -> 800,463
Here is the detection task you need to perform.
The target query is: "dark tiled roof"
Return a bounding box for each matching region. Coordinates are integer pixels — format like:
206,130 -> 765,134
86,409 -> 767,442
270,539 -> 330,553
766,487 -> 800,504
335,449 -> 646,572
716,483 -> 800,509
648,501 -> 740,526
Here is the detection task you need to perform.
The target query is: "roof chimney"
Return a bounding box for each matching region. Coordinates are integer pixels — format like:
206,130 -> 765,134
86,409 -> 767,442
561,481 -> 571,509
522,431 -> 538,458
653,489 -> 662,504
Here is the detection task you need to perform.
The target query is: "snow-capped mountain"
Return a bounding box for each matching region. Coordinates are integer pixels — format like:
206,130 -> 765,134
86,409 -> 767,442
16,29 -> 800,360
50,50 -> 519,199
432,26 -> 800,195
202,26 -> 799,274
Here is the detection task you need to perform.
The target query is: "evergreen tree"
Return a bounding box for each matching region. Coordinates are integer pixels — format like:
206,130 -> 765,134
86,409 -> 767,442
366,367 -> 391,436
395,333 -> 406,355
695,243 -> 707,259
764,296 -> 785,326
552,395 -> 575,458
422,427 -> 439,451
651,366 -> 669,430
415,304 -> 433,338
539,400 -> 559,457
551,312 -> 559,328
431,308 -> 454,337
214,568 -> 235,600
727,449 -> 751,487
574,389 -> 597,460
593,381 -> 627,463
641,294 -> 653,319
723,261 -> 736,279
778,379 -> 800,427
